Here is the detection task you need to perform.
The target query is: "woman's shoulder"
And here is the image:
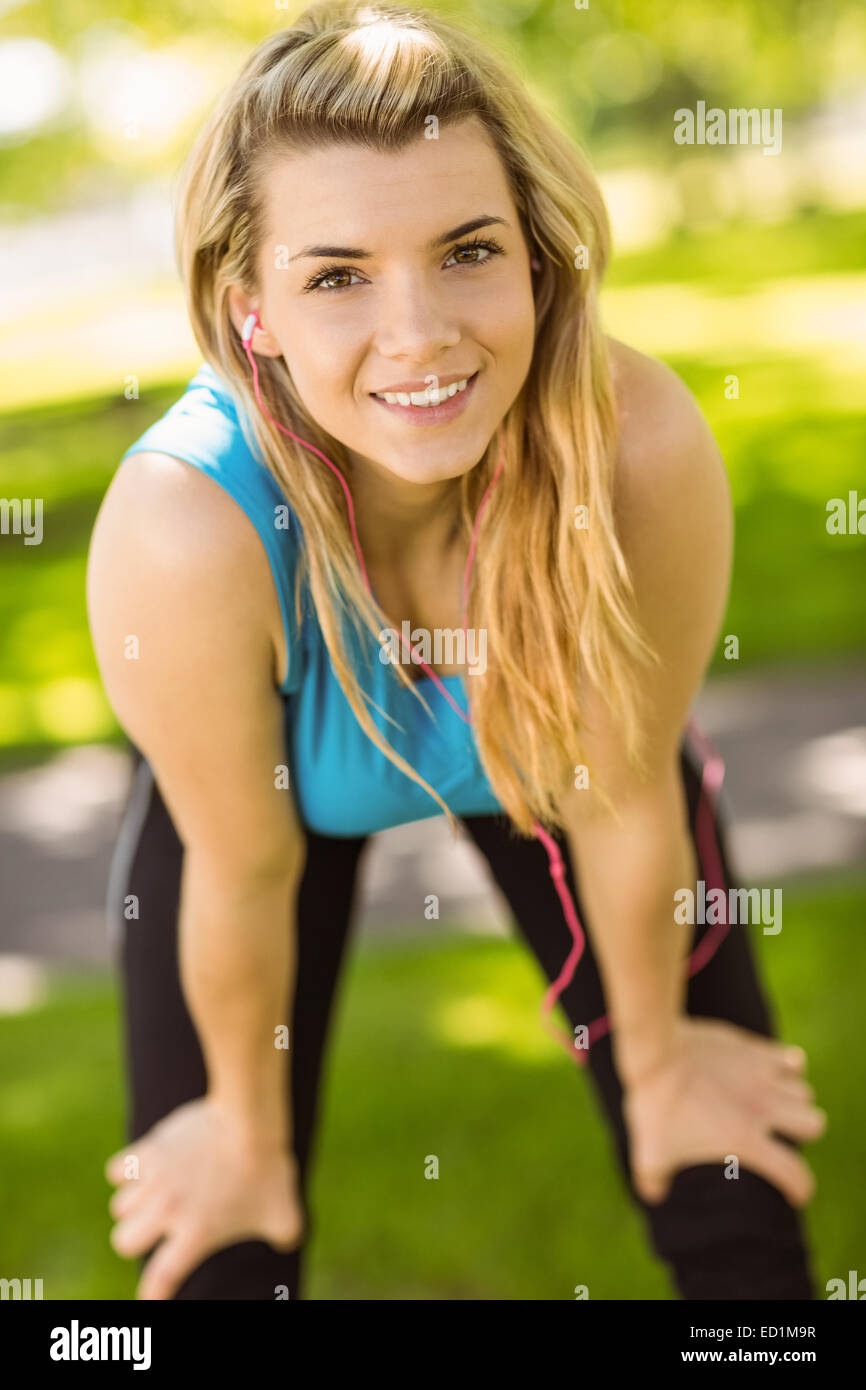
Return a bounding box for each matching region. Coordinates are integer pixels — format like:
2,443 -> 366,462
91,446 -> 288,683
606,338 -> 723,476
92,366 -> 304,695
602,336 -> 733,656
605,335 -> 731,549
103,445 -> 273,575
118,364 -> 298,533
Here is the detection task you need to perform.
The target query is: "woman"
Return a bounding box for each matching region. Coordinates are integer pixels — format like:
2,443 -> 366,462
87,0 -> 824,1301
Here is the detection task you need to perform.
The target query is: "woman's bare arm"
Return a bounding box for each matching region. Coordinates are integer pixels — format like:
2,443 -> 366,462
88,449 -> 306,1147
557,346 -> 823,1208
559,344 -> 732,1082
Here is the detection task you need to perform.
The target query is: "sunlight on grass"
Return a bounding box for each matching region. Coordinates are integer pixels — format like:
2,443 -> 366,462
1,1081 -> 57,1131
0,684 -> 46,744
30,679 -> 114,743
0,280 -> 199,410
433,992 -> 557,1063
603,272 -> 866,372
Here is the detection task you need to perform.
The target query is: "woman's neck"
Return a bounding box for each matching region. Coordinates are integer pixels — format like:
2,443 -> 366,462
349,455 -> 464,567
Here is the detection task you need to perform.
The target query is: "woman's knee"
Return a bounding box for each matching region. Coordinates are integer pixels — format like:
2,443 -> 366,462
140,1237 -> 305,1300
640,1162 -> 817,1300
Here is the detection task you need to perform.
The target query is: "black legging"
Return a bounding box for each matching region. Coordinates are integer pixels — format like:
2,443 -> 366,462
110,736 -> 816,1300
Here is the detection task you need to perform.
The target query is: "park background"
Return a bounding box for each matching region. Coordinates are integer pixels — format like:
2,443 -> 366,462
0,0 -> 864,1298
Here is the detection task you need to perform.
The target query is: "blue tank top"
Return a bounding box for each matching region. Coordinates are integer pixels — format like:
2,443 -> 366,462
119,363 -> 504,837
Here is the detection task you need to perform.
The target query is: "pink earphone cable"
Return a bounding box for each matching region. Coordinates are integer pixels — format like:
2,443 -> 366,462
241,313 -> 731,1070
241,320 -> 371,594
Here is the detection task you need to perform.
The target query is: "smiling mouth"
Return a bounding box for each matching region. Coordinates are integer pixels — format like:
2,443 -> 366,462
371,373 -> 478,408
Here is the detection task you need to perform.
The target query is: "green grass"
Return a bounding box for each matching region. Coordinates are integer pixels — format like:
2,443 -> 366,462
605,209 -> 866,291
1,875 -> 862,1300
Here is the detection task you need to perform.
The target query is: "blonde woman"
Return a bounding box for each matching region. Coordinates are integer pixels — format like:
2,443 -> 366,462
87,0 -> 824,1300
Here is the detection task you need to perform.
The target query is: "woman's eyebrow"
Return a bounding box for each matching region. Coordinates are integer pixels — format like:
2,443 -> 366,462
288,214 -> 509,262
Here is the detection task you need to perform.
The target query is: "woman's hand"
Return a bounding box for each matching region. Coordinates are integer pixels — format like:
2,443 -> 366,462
620,1017 -> 826,1209
105,1096 -> 304,1300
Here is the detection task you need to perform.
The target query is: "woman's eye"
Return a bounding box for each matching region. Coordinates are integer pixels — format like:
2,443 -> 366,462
305,266 -> 364,292
444,239 -> 503,269
304,238 -> 503,292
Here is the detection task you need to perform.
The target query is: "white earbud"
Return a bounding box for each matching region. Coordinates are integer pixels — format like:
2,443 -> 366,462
241,313 -> 258,345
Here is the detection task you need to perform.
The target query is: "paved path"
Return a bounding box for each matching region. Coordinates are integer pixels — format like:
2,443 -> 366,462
0,665 -> 863,977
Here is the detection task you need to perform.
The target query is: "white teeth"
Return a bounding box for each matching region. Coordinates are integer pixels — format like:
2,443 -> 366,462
375,377 -> 471,407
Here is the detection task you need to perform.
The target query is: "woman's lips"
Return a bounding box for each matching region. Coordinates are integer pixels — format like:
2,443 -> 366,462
369,372 -> 479,427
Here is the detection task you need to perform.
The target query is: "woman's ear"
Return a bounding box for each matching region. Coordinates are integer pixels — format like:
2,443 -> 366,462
226,286 -> 282,357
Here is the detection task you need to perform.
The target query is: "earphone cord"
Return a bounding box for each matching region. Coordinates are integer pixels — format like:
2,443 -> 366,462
241,324 -> 732,1069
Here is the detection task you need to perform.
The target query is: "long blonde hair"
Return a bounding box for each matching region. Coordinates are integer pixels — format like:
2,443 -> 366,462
175,0 -> 654,836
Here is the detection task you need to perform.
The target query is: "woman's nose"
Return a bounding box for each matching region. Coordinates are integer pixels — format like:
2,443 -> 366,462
373,280 -> 461,362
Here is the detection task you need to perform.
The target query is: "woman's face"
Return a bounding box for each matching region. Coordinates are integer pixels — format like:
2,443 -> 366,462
235,117 -> 536,485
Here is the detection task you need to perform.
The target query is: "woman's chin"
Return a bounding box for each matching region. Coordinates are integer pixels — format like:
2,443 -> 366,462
379,451 -> 488,485
369,428 -> 499,483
